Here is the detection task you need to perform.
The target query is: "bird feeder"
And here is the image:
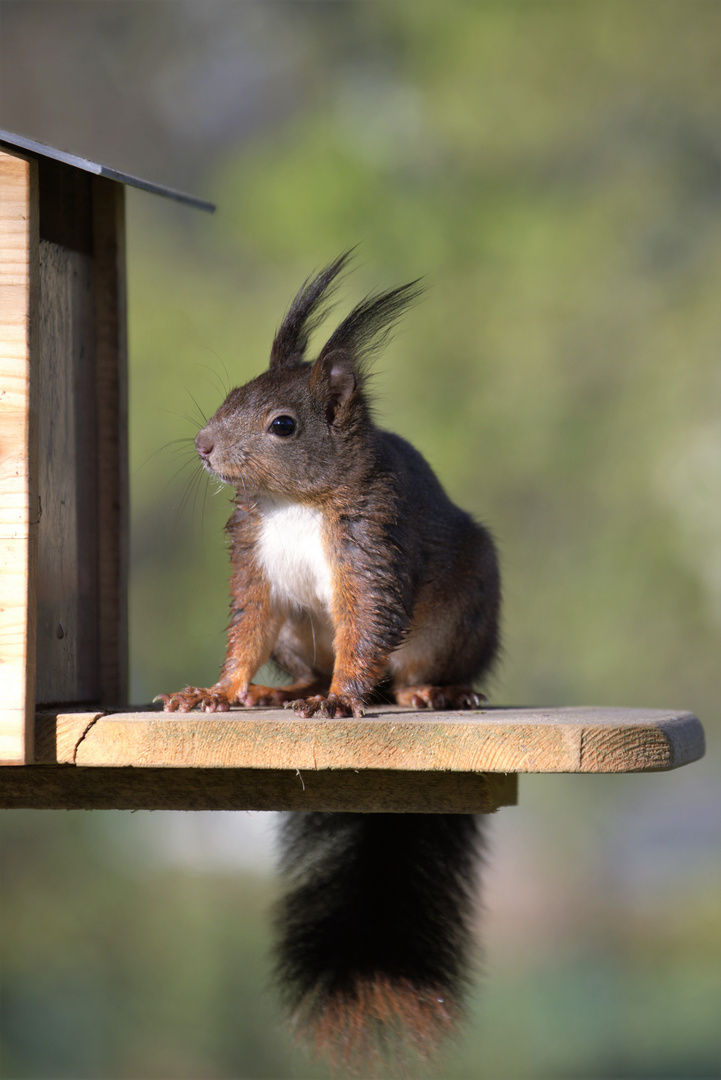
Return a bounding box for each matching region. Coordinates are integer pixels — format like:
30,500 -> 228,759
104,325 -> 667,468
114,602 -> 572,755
0,131 -> 704,811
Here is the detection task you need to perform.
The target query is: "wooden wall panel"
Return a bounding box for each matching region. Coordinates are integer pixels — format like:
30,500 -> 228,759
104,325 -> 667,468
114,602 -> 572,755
1,153 -> 128,745
33,170 -> 128,707
35,240 -> 99,703
0,150 -> 38,764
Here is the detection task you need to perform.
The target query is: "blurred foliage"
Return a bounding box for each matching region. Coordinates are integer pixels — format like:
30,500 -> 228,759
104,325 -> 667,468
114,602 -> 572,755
128,1 -> 721,727
0,812 -> 318,1079
1,801 -> 719,1079
1,1 -> 720,1078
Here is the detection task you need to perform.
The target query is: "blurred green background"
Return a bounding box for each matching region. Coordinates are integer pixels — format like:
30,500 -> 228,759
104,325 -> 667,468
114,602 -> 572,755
1,2 -> 719,1077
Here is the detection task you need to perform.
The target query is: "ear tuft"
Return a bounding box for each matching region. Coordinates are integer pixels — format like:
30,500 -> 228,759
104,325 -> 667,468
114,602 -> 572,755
269,250 -> 355,369
317,279 -> 423,373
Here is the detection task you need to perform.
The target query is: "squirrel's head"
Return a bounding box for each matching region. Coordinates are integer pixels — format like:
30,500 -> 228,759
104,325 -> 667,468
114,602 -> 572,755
194,253 -> 421,501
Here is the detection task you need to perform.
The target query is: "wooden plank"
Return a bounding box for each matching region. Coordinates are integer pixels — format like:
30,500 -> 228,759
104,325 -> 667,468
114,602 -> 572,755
38,157 -> 93,254
9,705 -> 700,811
35,705 -> 704,774
34,709 -> 105,766
33,167 -> 128,709
0,149 -> 39,765
35,239 -> 100,703
92,177 -> 128,706
0,765 -> 517,813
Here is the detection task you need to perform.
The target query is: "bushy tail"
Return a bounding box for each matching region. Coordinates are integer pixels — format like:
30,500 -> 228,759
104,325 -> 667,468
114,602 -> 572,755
274,813 -> 483,1071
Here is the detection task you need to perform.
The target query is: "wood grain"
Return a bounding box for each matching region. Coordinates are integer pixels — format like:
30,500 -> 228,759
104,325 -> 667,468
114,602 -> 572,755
35,240 -> 99,702
33,168 -> 128,708
0,765 -> 517,813
0,149 -> 38,764
34,709 -> 105,765
35,705 -> 704,774
5,705 -> 700,810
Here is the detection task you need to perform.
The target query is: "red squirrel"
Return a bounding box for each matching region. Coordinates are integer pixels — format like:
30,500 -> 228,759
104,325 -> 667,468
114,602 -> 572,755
158,253 -> 501,1065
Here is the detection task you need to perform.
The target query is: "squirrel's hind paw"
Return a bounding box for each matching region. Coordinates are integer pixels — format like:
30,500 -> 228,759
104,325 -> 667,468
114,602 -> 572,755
284,693 -> 365,719
241,684 -> 295,707
395,685 -> 487,710
155,687 -> 232,713
240,680 -> 329,707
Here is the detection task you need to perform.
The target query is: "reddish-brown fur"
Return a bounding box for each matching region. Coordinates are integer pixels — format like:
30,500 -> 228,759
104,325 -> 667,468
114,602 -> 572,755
294,975 -> 460,1071
159,256 -> 499,718
157,255 -> 500,1067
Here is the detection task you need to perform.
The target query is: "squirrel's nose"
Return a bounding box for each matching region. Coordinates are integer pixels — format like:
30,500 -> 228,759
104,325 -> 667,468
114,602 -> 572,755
195,431 -> 214,458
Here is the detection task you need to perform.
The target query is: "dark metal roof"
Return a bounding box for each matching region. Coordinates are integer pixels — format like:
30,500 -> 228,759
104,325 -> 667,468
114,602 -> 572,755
0,128 -> 215,213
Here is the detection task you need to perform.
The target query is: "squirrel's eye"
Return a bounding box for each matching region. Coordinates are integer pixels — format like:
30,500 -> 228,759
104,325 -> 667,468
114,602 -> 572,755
269,415 -> 296,437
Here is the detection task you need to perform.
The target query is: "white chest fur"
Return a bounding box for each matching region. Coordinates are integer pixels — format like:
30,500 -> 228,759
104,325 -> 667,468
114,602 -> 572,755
256,498 -> 333,613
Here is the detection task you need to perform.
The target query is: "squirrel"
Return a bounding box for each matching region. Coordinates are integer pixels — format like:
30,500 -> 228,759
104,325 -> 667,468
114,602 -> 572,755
158,252 -> 501,1067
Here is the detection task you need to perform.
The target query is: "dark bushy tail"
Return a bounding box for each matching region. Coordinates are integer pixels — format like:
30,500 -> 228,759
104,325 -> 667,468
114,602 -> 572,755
274,813 -> 483,1070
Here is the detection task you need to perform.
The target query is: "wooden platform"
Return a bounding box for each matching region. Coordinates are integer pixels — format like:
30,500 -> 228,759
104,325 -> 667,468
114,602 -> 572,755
0,705 -> 704,813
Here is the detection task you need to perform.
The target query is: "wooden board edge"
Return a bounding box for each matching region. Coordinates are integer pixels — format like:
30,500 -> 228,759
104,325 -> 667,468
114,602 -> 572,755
34,710 -> 106,764
0,765 -> 517,813
579,712 -> 705,772
92,177 -> 129,705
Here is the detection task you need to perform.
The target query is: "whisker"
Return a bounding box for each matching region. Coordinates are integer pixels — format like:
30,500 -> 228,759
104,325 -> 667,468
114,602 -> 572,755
200,466 -> 211,547
197,347 -> 232,399
186,389 -> 208,427
159,407 -> 203,430
134,438 -> 196,476
176,411 -> 205,430
175,465 -> 206,525
219,358 -> 232,397
160,456 -> 201,503
197,361 -> 230,401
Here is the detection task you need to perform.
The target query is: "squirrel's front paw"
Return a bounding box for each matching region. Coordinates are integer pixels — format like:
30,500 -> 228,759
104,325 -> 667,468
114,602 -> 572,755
155,687 -> 232,713
284,693 -> 365,719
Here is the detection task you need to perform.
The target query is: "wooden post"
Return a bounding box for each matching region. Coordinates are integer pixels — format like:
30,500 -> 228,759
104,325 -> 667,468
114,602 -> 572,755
0,148 -> 129,764
0,149 -> 39,765
92,176 -> 129,707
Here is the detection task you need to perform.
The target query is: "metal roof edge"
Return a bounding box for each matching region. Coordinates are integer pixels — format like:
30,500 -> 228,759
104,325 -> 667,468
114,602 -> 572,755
0,129 -> 216,213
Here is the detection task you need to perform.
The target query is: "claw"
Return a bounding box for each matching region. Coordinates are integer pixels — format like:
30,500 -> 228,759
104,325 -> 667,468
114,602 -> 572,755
155,686 -> 233,714
284,693 -> 365,719
396,684 -> 488,710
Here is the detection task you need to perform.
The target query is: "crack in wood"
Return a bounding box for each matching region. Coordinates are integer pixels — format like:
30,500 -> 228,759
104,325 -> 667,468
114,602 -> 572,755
72,711 -> 105,763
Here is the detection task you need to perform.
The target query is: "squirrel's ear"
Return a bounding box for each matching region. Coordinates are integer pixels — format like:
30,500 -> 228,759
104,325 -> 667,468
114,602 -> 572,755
310,350 -> 357,422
